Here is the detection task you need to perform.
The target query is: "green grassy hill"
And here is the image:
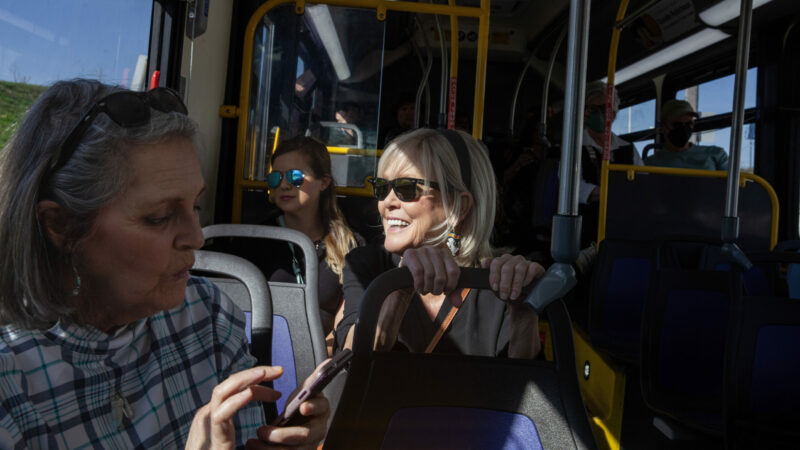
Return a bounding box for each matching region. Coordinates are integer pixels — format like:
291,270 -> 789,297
1,81 -> 47,150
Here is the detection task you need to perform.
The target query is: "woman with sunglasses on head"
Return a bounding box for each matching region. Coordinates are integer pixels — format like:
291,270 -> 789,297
334,128 -> 543,359
0,79 -> 328,449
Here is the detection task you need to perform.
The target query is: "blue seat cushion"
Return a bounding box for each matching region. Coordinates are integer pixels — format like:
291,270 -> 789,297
271,315 -> 297,414
381,406 -> 542,450
751,325 -> 800,415
658,290 -> 728,396
603,257 -> 650,340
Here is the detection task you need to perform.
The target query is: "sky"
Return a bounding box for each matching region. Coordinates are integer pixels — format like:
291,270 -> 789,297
0,1 -> 152,87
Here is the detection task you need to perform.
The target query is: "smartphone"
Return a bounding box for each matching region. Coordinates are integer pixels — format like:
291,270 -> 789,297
272,349 -> 353,426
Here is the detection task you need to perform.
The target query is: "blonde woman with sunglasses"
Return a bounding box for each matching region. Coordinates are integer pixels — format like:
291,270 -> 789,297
334,129 -> 543,359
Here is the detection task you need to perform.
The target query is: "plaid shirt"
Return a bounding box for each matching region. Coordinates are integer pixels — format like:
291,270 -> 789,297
0,276 -> 265,449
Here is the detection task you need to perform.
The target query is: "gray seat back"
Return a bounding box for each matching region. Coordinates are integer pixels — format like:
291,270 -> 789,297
191,250 -> 273,367
202,224 -> 329,417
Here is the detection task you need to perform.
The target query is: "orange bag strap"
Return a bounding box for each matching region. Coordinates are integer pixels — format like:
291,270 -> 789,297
424,288 -> 471,354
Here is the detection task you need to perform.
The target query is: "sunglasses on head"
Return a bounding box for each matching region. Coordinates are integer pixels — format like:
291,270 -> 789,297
368,177 -> 440,202
48,87 -> 188,176
267,169 -> 306,189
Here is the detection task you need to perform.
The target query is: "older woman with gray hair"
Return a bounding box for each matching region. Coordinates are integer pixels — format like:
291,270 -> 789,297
335,128 -> 543,358
578,81 -> 644,247
0,79 -> 328,449
580,81 -> 643,205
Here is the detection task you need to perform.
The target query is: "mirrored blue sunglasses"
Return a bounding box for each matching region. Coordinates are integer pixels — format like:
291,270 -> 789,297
267,169 -> 306,189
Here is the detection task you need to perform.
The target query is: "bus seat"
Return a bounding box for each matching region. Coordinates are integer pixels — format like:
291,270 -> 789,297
588,239 -> 657,364
191,250 -> 276,418
703,244 -> 800,297
202,224 -> 330,419
605,171 -> 773,252
640,268 -> 741,437
725,294 -> 800,449
774,240 -> 800,299
324,267 -> 596,449
192,249 -> 273,366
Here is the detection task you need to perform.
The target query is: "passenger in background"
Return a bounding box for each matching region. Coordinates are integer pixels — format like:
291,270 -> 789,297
382,93 -> 416,146
335,129 -> 543,359
329,101 -> 363,147
579,81 -> 643,247
580,81 -> 644,205
645,99 -> 728,170
0,79 -> 328,448
222,137 -> 364,339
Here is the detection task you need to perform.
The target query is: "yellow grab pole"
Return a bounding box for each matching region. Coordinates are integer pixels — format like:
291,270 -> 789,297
471,0 -> 490,138
597,0 -> 630,245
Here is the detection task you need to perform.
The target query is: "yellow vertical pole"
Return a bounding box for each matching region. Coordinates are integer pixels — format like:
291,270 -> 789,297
471,0 -> 490,138
597,0 -> 630,245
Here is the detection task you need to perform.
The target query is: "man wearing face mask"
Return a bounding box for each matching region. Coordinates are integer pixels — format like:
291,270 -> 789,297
580,81 -> 644,205
645,99 -> 728,170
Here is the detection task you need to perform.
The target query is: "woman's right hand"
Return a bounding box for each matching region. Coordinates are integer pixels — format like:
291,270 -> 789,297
185,366 -> 284,450
400,247 -> 464,306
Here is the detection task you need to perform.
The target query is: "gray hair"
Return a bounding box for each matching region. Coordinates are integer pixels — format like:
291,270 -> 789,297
379,129 -> 497,267
585,81 -> 620,114
0,79 -> 197,329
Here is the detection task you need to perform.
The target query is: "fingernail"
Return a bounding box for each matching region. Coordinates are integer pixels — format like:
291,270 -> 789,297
511,289 -> 520,299
492,283 -> 498,291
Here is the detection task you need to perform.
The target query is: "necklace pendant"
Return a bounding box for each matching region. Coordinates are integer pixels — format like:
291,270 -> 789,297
112,391 -> 134,429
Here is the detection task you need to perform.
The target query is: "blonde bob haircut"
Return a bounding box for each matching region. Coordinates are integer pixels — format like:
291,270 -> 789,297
378,128 -> 497,267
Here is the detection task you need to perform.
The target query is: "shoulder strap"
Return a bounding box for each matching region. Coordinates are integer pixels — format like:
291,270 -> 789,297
278,215 -> 304,284
424,288 -> 471,354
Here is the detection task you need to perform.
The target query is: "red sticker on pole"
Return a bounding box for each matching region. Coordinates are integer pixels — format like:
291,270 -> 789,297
447,77 -> 457,130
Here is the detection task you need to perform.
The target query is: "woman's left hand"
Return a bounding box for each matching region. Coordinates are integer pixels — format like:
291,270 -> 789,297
481,254 -> 545,301
246,393 -> 330,449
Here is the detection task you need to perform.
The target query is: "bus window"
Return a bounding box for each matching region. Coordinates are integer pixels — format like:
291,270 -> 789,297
0,1 -> 152,148
244,5 -> 385,188
674,68 -> 759,172
692,123 -> 757,172
676,67 -> 758,114
612,99 -> 656,136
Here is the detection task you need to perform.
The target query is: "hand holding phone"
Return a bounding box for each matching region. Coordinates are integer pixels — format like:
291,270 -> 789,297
272,349 -> 352,426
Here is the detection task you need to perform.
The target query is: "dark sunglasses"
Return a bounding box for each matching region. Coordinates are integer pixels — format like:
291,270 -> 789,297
267,169 -> 306,189
48,87 -> 188,176
368,177 -> 440,202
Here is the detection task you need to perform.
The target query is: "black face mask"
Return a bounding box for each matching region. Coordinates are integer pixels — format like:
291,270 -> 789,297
667,122 -> 693,148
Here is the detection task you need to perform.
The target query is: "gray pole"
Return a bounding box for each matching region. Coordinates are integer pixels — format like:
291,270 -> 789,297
523,0 -> 590,314
719,0 -> 754,270
557,0 -> 590,216
722,0 -> 753,236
